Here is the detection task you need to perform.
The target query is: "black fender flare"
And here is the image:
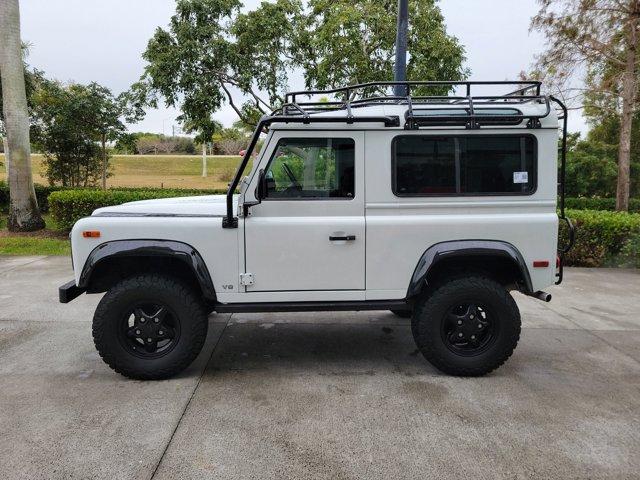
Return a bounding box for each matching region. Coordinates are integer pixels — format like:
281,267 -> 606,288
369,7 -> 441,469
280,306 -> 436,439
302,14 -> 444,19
406,240 -> 533,298
78,240 -> 216,301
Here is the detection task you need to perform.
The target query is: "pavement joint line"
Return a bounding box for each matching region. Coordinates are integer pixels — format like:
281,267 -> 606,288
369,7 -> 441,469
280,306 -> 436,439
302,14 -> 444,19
536,300 -> 640,367
585,329 -> 640,366
0,255 -> 52,275
535,297 -> 605,331
148,315 -> 231,480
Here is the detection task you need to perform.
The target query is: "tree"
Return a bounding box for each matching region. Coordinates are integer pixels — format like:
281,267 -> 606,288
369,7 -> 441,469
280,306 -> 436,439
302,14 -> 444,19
2,65 -> 53,167
211,123 -> 250,154
1,67 -> 52,194
132,0 -> 467,138
114,132 -> 139,154
0,0 -> 45,231
185,119 -> 222,178
129,133 -> 196,155
131,0 -> 243,144
31,81 -> 136,188
31,81 -> 105,187
81,83 -> 126,189
582,112 -> 640,196
531,0 -> 640,211
565,132 -> 620,197
175,136 -> 196,154
296,0 -> 468,94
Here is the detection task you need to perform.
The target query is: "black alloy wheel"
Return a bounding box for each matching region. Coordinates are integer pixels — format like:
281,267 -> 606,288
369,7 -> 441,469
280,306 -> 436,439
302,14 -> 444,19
117,303 -> 181,358
441,303 -> 496,356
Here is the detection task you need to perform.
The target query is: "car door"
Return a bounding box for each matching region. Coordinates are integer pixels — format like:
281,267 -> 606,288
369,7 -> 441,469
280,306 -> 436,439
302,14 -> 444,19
243,131 -> 365,293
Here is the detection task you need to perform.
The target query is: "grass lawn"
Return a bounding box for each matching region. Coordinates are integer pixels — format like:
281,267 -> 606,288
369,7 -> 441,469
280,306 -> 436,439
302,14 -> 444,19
0,214 -> 70,256
0,237 -> 70,256
0,152 -> 248,255
0,153 -> 244,190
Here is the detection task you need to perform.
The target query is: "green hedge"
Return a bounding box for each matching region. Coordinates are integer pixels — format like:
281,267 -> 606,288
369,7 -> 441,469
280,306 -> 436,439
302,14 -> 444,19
0,182 -> 66,213
49,188 -> 226,231
562,209 -> 640,267
565,197 -> 640,212
0,182 -> 229,213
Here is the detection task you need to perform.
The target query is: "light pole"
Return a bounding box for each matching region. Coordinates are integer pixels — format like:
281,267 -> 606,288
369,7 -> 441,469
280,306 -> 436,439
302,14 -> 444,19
393,0 -> 409,97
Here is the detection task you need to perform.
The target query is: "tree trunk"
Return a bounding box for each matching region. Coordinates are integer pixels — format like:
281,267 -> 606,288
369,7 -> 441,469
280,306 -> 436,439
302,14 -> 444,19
616,3 -> 639,212
101,134 -> 107,189
202,143 -> 207,177
0,0 -> 44,231
2,136 -> 9,172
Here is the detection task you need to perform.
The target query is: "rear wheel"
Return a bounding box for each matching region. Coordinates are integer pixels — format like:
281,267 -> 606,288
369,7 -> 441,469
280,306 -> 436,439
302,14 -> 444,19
92,274 -> 208,380
411,276 -> 520,376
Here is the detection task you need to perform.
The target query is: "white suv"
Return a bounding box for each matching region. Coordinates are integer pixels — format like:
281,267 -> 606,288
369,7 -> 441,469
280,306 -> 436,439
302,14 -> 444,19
59,81 -> 574,380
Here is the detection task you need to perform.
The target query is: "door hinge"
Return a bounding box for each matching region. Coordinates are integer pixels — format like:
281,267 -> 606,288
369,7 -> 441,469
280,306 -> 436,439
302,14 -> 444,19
240,273 -> 255,286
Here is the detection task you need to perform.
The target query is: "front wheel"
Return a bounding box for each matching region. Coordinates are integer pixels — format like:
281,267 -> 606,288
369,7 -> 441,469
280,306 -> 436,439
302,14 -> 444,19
412,276 -> 521,376
92,274 -> 208,380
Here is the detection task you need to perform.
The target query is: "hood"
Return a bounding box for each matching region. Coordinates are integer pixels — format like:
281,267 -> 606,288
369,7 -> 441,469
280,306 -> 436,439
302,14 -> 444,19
92,194 -> 238,217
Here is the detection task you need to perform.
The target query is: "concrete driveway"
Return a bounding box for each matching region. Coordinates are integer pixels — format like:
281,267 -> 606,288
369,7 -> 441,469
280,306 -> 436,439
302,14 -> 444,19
0,256 -> 638,479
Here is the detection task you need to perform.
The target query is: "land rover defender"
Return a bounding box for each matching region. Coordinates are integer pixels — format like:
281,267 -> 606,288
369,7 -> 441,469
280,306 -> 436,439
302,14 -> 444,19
59,81 -> 575,379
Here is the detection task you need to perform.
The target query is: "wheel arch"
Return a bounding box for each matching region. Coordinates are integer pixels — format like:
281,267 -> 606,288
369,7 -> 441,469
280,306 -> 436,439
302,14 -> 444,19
78,240 -> 216,301
406,240 -> 533,298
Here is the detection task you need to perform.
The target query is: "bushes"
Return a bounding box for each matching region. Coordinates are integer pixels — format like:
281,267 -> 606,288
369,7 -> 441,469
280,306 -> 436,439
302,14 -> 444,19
0,182 -> 66,213
619,234 -> 640,268
0,183 -> 228,214
565,197 -> 640,212
563,209 -> 640,267
48,187 -> 226,230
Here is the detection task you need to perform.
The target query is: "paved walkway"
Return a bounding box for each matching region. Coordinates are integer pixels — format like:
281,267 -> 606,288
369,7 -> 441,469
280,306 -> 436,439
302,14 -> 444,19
0,256 -> 639,479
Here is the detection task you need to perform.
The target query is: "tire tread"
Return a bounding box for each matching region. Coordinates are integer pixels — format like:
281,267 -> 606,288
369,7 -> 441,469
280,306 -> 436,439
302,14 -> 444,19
412,276 -> 521,376
92,274 -> 208,380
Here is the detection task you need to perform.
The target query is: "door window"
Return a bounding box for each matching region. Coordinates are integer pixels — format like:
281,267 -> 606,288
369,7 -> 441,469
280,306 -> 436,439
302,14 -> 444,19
264,138 -> 355,199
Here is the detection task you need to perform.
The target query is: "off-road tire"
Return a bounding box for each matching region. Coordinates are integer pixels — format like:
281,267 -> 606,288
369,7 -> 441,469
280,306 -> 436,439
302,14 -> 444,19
390,309 -> 412,318
92,274 -> 208,380
412,276 -> 520,376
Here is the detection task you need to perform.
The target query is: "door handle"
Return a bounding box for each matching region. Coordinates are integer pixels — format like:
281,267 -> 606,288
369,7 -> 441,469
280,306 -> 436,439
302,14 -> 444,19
329,235 -> 356,241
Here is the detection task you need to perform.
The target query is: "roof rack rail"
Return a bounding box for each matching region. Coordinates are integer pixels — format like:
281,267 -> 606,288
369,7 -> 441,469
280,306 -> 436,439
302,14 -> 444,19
223,80 -> 563,230
274,80 -> 551,130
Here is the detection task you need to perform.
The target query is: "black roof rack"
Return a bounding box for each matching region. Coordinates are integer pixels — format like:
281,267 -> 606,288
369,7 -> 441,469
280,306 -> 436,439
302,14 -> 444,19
223,80 -> 567,232
274,80 -> 551,130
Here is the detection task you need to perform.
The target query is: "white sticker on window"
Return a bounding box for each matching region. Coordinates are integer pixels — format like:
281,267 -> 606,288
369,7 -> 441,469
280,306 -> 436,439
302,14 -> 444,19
513,171 -> 529,184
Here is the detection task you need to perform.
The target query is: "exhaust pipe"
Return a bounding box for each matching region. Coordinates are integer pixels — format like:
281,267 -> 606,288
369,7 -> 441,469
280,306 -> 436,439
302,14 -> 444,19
531,290 -> 552,302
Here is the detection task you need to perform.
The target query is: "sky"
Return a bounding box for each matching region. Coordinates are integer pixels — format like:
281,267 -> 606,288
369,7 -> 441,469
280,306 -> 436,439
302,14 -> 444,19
18,0 -> 588,135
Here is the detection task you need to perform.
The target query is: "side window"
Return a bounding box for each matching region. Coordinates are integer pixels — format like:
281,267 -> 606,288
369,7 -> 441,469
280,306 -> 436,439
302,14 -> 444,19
460,137 -> 535,194
264,138 -> 355,199
393,137 -> 457,195
393,135 -> 536,196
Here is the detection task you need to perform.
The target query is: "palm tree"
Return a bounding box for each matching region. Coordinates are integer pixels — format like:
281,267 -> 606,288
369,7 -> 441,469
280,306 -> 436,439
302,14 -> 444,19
0,0 -> 44,231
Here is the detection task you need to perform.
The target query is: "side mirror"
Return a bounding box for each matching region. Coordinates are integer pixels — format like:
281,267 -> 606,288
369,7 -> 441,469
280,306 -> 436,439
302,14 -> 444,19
256,169 -> 267,200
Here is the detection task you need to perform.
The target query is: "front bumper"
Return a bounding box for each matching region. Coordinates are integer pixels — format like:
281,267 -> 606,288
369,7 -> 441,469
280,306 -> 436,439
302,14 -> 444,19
59,280 -> 86,303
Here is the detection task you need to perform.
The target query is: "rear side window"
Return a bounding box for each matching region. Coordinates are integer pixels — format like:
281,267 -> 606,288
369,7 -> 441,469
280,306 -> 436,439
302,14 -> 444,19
392,135 -> 536,196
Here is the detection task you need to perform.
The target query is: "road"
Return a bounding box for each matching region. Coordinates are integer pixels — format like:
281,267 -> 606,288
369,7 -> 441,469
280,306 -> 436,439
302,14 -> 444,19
0,256 -> 638,479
